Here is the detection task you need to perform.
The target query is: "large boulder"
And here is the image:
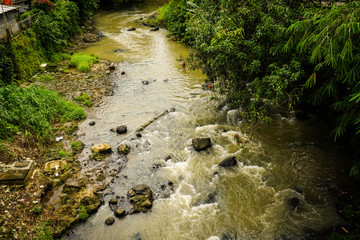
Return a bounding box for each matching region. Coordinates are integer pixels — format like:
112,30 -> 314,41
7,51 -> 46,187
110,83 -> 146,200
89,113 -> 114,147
91,143 -> 112,154
128,185 -> 153,213
219,157 -> 237,168
192,138 -> 211,151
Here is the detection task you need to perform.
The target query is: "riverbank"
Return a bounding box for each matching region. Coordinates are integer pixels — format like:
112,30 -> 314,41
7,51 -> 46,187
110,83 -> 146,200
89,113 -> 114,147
0,26 -> 118,238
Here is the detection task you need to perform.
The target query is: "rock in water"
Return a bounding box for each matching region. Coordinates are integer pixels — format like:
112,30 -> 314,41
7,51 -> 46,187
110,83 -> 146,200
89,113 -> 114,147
128,185 -> 153,213
105,217 -> 115,225
192,138 -> 211,151
219,157 -> 237,168
109,198 -> 117,205
118,144 -> 130,155
116,125 -> 127,134
91,143 -> 112,154
127,27 -> 136,31
114,208 -> 126,218
150,27 -> 159,31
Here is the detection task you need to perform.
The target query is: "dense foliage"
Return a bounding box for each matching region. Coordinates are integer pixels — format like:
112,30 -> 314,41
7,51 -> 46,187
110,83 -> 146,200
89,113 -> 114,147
159,0 -> 360,143
0,0 -> 99,141
0,85 -> 85,140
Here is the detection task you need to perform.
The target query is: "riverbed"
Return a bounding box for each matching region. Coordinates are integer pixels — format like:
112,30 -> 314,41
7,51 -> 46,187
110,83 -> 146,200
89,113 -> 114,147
64,1 -> 350,239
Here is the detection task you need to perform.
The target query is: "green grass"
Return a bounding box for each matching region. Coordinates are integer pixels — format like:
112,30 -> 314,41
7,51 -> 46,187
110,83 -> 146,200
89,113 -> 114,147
71,140 -> 85,154
70,53 -> 99,72
74,93 -> 93,107
0,85 -> 86,140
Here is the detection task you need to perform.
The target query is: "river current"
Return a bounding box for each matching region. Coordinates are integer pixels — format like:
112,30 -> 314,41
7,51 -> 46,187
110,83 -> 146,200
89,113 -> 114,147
65,1 -> 350,239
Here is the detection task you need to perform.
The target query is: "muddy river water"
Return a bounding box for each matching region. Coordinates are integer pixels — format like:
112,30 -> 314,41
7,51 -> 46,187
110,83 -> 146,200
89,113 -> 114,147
65,1 -> 350,239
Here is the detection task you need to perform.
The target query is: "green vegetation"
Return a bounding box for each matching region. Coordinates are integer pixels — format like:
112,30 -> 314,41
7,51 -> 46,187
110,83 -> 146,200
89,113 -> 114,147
71,140 -> 85,154
58,150 -> 67,158
35,221 -> 54,240
74,93 -> 93,106
79,205 -> 89,220
70,53 -> 99,72
0,85 -> 86,141
30,205 -> 43,215
159,1 -> 360,143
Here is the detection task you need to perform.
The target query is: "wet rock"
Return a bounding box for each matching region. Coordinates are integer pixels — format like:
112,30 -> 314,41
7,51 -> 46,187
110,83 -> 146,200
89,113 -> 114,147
83,33 -> 100,43
128,185 -> 153,213
116,125 -> 127,134
121,71 -> 126,75
288,197 -> 300,211
109,198 -> 117,205
105,217 -> 115,225
65,178 -> 81,189
192,138 -> 212,151
219,157 -> 237,168
89,121 -> 96,126
118,144 -> 130,155
91,143 -> 112,154
136,132 -> 142,138
114,208 -> 126,218
150,27 -> 159,31
114,49 -> 125,53
142,80 -> 149,85
127,27 -> 136,31
110,128 -> 115,132
109,63 -> 116,70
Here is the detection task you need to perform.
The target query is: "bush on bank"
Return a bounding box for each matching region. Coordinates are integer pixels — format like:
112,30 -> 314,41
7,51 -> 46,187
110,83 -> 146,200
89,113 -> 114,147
159,0 -> 360,144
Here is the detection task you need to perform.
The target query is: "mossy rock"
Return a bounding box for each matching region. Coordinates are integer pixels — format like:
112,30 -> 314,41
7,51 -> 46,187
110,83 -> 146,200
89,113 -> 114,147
117,144 -> 130,155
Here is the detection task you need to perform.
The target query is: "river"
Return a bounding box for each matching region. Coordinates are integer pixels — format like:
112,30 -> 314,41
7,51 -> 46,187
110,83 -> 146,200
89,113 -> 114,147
64,1 -> 350,239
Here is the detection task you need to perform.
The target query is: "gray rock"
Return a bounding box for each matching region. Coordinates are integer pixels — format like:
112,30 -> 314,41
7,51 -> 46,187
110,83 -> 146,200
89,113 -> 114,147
192,138 -> 211,151
219,157 -> 237,168
116,125 -> 127,134
105,217 -> 115,225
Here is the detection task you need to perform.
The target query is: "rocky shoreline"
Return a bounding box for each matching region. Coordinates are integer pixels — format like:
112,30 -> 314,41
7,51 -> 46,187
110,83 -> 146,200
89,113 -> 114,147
0,25 -> 119,239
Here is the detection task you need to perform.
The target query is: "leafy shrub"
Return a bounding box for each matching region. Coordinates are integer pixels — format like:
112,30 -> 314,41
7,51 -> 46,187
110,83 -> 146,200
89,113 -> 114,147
71,0 -> 99,22
70,53 -> 98,72
54,0 -> 81,40
0,85 -> 86,140
33,12 -> 66,56
0,42 -> 15,86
